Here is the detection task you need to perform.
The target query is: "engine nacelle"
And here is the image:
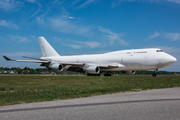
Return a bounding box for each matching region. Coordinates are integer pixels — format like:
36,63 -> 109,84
86,66 -> 100,74
122,71 -> 135,75
48,63 -> 63,72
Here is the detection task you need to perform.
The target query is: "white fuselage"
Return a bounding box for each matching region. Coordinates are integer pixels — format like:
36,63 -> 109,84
41,48 -> 177,72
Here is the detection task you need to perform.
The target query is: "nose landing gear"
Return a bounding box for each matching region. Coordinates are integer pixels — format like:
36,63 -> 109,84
152,69 -> 158,77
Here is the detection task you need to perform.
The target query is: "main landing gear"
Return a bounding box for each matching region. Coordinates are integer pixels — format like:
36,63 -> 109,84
152,69 -> 158,77
87,73 -> 100,76
104,72 -> 111,76
87,72 -> 112,76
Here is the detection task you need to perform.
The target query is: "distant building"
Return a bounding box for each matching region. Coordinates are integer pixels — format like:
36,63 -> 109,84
0,70 -> 18,74
12,70 -> 18,74
22,70 -> 30,74
0,70 -> 5,74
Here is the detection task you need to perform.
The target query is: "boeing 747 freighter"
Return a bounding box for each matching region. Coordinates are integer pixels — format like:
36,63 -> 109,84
3,37 -> 177,76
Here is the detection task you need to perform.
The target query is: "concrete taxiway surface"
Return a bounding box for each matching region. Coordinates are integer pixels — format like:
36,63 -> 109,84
0,87 -> 180,120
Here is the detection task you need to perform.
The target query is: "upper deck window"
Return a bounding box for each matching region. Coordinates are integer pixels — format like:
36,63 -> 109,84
157,50 -> 163,52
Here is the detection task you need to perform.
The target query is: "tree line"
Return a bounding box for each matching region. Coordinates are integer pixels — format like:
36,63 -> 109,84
0,67 -> 50,74
0,67 -> 179,75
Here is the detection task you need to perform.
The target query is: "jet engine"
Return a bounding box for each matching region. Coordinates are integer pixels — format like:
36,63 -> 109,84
48,63 -> 63,72
85,66 -> 100,74
122,71 -> 135,75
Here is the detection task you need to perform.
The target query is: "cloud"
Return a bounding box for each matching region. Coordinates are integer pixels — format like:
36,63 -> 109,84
9,35 -> 28,43
98,26 -> 128,45
63,44 -> 82,49
148,31 -> 160,40
49,16 -> 91,36
0,20 -> 18,29
31,36 -> 36,39
75,41 -> 101,48
36,17 -> 44,24
27,1 -> 42,19
27,0 -> 37,3
52,0 -> 65,5
163,33 -> 180,41
111,0 -> 180,7
78,0 -> 96,8
49,8 -> 91,35
166,0 -> 180,4
147,32 -> 180,41
68,16 -> 75,19
0,0 -> 23,11
71,0 -> 80,6
112,0 -> 138,7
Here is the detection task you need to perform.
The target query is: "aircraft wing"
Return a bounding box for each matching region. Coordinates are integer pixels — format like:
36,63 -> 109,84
3,55 -> 125,72
60,62 -> 125,68
3,56 -> 49,63
65,63 -> 125,73
58,62 -> 122,67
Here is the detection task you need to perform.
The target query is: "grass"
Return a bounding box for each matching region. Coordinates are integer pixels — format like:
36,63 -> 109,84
0,75 -> 180,106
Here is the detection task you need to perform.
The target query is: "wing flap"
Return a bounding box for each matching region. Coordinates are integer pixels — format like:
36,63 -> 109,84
22,56 -> 51,61
16,60 -> 49,63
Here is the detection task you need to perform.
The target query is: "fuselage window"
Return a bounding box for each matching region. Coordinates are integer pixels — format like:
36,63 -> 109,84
157,50 -> 163,52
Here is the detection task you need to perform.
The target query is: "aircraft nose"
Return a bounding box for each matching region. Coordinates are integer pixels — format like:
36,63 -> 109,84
159,54 -> 177,67
166,55 -> 177,64
172,56 -> 177,62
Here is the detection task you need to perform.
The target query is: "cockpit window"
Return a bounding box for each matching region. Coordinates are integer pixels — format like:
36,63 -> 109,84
157,50 -> 163,52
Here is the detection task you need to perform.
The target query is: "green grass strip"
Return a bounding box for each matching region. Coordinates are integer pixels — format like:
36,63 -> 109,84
0,75 -> 180,106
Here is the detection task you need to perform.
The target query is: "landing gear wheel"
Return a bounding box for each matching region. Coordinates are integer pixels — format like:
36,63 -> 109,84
87,73 -> 100,76
152,72 -> 157,77
104,72 -> 111,76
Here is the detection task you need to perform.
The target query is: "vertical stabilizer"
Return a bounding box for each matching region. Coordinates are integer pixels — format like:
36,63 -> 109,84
38,37 -> 60,57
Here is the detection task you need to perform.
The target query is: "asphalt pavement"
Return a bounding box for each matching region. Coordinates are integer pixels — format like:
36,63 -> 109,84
0,87 -> 180,120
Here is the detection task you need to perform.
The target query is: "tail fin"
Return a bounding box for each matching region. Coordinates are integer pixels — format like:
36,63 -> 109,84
38,37 -> 60,57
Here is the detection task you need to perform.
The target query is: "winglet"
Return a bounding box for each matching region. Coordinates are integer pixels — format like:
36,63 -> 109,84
3,56 -> 15,61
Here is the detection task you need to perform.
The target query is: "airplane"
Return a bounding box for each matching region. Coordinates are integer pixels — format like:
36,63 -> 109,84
3,36 -> 177,77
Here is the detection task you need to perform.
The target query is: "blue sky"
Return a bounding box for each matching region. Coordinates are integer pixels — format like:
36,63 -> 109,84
0,0 -> 180,71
